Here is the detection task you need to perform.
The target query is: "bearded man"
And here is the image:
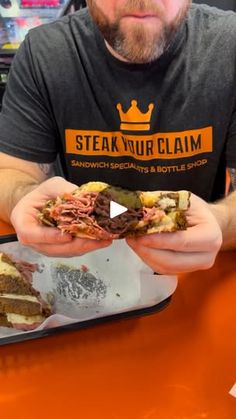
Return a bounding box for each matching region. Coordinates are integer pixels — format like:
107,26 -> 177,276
87,0 -> 191,63
0,0 -> 236,274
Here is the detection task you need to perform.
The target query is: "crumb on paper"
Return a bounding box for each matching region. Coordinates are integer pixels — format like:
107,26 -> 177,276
80,264 -> 89,273
46,291 -> 55,306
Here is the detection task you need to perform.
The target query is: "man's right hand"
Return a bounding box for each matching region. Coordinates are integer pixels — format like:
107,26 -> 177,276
10,176 -> 112,257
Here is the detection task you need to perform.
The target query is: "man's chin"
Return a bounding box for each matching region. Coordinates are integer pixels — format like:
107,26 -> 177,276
111,44 -> 164,64
110,30 -> 165,63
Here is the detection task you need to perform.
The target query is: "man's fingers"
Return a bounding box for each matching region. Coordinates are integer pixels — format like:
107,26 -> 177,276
16,225 -> 73,245
127,244 -> 217,274
26,237 -> 112,257
126,225 -> 222,253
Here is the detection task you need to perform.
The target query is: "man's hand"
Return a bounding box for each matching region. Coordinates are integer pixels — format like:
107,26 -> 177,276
126,193 -> 222,274
10,176 -> 112,257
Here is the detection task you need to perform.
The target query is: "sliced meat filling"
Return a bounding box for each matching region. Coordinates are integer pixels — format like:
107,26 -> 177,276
41,191 -> 166,238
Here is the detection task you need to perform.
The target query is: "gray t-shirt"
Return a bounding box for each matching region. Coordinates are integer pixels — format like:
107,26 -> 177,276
0,4 -> 236,201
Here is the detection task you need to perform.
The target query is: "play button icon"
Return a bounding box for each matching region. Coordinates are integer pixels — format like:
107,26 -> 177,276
110,200 -> 128,219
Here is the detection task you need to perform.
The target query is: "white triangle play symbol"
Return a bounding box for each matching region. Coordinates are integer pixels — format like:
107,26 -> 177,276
110,200 -> 128,219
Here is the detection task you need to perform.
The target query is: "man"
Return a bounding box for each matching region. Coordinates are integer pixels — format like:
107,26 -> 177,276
0,0 -> 235,274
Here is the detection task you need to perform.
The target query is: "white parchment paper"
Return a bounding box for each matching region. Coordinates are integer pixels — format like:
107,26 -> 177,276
0,240 -> 177,338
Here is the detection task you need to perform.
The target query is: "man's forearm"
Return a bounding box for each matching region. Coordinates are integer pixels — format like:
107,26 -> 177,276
0,169 -> 39,223
209,191 -> 236,250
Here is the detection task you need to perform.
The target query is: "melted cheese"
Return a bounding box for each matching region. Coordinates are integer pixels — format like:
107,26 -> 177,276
0,253 -> 21,278
6,313 -> 44,325
0,294 -> 38,303
158,197 -> 176,210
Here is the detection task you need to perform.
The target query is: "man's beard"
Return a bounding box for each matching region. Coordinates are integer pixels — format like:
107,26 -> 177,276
87,0 -> 191,64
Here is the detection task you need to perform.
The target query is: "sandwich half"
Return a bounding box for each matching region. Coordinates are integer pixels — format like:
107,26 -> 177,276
0,252 -> 52,330
39,181 -> 191,240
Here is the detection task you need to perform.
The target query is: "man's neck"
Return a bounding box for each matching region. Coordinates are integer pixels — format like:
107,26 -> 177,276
104,40 -> 129,62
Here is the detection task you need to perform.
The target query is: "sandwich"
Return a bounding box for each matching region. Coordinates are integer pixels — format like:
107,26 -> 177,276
0,252 -> 52,330
38,181 -> 191,240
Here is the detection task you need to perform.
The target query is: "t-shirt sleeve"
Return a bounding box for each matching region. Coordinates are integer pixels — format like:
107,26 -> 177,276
0,34 -> 58,163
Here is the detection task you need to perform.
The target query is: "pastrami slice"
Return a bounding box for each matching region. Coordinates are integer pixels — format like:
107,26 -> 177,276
38,181 -> 191,239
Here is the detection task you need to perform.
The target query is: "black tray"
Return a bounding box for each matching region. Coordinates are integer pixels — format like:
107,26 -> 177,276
0,234 -> 172,346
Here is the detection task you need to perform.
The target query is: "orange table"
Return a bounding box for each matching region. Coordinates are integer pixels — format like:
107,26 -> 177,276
0,219 -> 235,419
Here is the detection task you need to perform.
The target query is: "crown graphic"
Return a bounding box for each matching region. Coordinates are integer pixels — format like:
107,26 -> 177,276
117,100 -> 154,131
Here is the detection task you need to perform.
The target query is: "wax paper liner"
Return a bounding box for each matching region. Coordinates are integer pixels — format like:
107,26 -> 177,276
0,239 -> 178,339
